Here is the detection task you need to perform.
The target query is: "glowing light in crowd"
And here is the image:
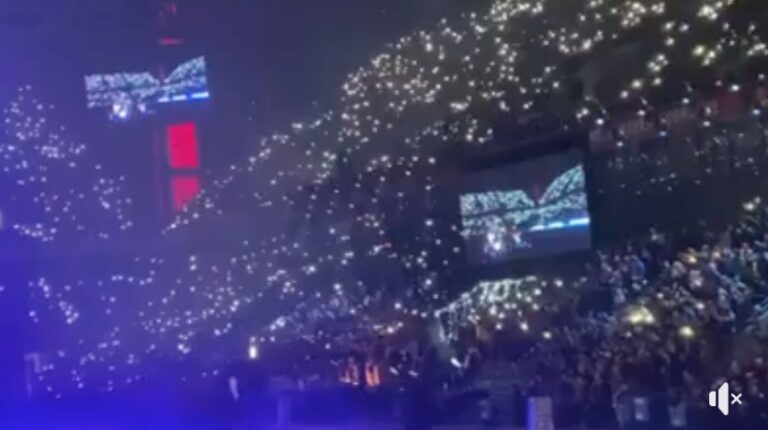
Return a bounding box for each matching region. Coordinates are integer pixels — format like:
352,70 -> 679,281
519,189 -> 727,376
679,325 -> 696,339
248,338 -> 260,360
626,306 -> 656,325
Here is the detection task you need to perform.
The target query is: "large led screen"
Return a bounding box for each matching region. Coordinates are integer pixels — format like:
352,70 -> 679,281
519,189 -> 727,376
84,56 -> 209,121
460,150 -> 591,263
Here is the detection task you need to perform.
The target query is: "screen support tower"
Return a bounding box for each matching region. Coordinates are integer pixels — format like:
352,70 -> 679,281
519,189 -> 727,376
152,1 -> 204,219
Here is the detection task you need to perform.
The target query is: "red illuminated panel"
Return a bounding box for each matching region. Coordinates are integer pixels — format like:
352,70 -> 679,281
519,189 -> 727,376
159,37 -> 185,46
171,176 -> 200,210
166,123 -> 200,169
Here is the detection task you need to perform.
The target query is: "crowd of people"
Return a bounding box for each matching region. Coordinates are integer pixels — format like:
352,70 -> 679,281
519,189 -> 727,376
432,197 -> 768,429
18,193 -> 768,430
237,195 -> 768,429
33,195 -> 768,430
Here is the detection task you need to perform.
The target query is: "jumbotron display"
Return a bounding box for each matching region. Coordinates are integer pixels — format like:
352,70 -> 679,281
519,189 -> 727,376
460,150 -> 591,263
84,56 -> 209,121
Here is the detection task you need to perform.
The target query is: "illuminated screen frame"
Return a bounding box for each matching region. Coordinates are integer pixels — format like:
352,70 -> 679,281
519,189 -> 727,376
459,149 -> 592,263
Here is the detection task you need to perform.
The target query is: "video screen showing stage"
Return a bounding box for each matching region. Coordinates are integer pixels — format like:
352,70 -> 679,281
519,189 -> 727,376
84,56 -> 209,121
460,150 -> 591,263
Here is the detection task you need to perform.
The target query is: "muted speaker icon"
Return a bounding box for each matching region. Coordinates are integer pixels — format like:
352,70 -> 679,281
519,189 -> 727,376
708,382 -> 743,416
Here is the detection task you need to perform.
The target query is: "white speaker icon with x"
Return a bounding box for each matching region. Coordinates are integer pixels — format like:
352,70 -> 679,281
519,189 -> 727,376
708,382 -> 743,416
